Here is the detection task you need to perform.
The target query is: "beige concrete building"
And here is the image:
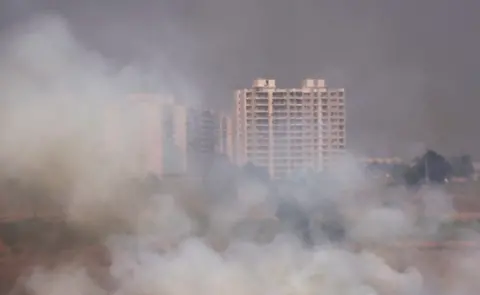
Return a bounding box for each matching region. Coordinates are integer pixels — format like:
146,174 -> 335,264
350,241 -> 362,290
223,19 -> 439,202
128,94 -> 188,176
234,78 -> 346,179
116,94 -> 231,178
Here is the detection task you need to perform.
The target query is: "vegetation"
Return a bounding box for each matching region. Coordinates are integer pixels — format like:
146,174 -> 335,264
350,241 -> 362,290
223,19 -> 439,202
367,150 -> 476,188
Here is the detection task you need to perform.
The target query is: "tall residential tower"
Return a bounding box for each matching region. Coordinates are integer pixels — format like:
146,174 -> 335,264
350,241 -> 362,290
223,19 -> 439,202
234,78 -> 346,179
116,94 -> 230,178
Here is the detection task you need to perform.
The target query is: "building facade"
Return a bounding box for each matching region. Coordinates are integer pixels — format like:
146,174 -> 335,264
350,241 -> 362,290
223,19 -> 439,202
217,113 -> 234,161
186,108 -> 220,176
123,94 -> 231,178
127,94 -> 188,177
234,78 -> 346,179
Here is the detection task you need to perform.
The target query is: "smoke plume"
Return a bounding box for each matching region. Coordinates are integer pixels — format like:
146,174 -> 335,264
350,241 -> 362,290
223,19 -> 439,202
0,14 -> 479,295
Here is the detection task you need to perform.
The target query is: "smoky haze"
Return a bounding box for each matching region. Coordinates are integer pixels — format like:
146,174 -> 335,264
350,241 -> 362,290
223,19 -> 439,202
1,6 -> 480,295
1,0 -> 479,157
0,14 -> 175,233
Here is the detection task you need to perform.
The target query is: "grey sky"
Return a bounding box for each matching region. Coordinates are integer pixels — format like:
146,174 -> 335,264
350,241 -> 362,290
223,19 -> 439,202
0,0 -> 479,157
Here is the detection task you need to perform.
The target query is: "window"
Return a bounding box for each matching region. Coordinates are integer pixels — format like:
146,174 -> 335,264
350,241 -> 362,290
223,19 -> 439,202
256,119 -> 268,124
273,98 -> 287,105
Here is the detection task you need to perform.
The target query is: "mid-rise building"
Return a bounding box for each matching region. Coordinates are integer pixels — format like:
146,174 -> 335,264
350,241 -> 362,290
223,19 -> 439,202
234,78 -> 346,179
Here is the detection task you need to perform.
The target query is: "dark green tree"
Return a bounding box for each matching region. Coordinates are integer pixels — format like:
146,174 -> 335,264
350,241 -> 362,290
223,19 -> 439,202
404,150 -> 453,186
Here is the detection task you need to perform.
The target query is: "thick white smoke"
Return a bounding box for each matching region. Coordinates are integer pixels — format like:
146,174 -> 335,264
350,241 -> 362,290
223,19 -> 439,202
1,13 -> 479,295
0,14 -> 161,232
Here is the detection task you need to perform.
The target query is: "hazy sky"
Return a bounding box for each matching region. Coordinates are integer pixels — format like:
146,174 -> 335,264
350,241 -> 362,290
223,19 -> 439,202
0,0 -> 479,157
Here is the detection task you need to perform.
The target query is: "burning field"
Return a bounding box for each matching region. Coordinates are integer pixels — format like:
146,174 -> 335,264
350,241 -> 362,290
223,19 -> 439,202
1,13 -> 480,295
0,188 -> 480,295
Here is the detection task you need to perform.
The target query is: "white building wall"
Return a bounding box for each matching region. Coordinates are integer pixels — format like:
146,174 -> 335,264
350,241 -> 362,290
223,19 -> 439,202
234,79 -> 346,179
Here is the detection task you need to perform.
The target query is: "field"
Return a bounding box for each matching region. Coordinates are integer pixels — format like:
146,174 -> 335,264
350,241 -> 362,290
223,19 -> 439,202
0,181 -> 479,294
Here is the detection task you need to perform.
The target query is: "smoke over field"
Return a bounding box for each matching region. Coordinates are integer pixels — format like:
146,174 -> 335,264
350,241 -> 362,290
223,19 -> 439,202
0,14 -> 479,295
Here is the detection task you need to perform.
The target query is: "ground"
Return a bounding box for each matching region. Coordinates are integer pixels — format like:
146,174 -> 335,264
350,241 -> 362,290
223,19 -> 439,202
0,182 -> 479,294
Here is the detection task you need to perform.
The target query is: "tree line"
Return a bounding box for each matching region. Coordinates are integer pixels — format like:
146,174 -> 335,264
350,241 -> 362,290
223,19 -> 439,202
365,150 -> 475,187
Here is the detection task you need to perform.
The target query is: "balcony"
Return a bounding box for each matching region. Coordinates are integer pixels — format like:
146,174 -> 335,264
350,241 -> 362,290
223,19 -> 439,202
255,99 -> 269,105
272,98 -> 287,105
273,106 -> 287,111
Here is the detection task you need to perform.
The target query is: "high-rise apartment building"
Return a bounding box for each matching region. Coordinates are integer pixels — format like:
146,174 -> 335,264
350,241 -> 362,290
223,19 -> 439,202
234,78 -> 346,179
117,94 -> 230,178
186,108 -> 221,175
128,94 -> 188,176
